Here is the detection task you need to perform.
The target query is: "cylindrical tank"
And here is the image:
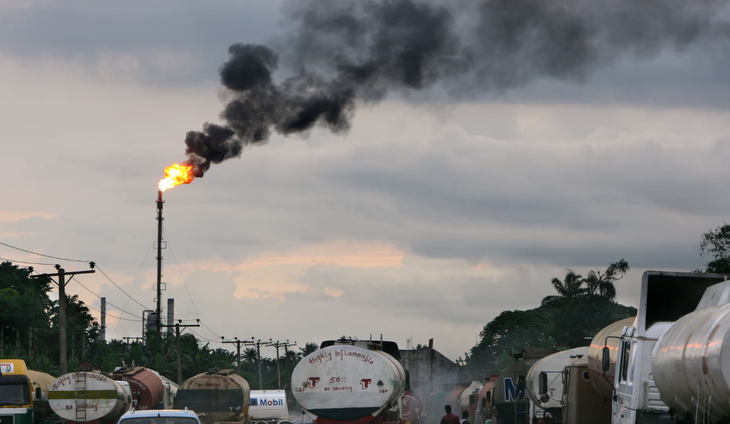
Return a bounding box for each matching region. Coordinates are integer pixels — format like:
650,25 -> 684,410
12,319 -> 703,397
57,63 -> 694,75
250,390 -> 289,421
526,347 -> 588,411
401,391 -> 422,424
587,317 -> 635,400
48,372 -> 131,423
175,369 -> 251,424
474,376 -> 498,424
445,384 -> 467,415
110,367 -> 164,410
653,304 -> 730,421
291,344 -> 406,424
457,381 -> 481,421
28,370 -> 56,414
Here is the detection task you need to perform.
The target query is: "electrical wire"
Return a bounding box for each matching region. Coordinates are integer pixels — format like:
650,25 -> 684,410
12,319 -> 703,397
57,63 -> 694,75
0,256 -> 58,266
199,320 -> 222,339
68,276 -> 145,320
190,328 -> 221,343
164,232 -> 201,320
95,265 -> 153,311
0,241 -> 90,263
85,303 -> 143,322
111,228 -> 155,341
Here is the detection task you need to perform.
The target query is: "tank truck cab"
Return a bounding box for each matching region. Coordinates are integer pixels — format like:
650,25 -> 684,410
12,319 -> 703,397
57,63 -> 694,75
602,272 -> 727,424
0,360 -> 34,424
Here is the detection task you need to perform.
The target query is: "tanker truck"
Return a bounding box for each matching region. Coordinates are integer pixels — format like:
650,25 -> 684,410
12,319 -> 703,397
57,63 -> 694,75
174,369 -> 251,424
48,371 -> 132,424
0,359 -> 35,424
597,271 -> 730,424
291,339 -> 406,424
110,366 -> 178,410
526,347 -> 588,424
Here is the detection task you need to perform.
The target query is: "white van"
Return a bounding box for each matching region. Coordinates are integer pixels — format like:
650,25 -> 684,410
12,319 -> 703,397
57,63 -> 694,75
117,409 -> 202,424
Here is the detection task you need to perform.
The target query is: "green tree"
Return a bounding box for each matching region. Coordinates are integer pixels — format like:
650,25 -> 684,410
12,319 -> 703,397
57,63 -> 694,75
700,224 -> 730,273
299,342 -> 318,357
583,259 -> 629,300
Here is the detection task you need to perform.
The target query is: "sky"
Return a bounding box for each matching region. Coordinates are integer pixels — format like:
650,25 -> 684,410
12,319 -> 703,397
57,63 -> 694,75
1,0 -> 730,362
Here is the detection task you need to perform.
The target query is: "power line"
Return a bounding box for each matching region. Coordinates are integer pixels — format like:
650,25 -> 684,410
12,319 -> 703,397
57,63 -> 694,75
95,265 -> 153,311
0,241 -> 89,263
68,276 -> 145,320
111,228 -> 156,341
164,232 -> 201,319
0,256 -> 58,266
86,303 -> 143,322
199,320 -> 222,339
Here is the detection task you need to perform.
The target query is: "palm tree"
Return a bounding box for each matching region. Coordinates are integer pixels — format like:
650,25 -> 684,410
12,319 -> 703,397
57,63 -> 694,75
243,347 -> 259,363
299,342 -> 319,358
551,270 -> 586,298
584,259 -> 629,300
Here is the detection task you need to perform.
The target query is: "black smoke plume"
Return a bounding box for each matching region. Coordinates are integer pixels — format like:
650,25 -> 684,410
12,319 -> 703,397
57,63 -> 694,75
184,0 -> 727,176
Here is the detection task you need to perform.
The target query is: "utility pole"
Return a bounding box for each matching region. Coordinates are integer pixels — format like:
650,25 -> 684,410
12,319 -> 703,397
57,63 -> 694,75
269,340 -> 296,389
99,297 -> 106,341
161,320 -> 199,385
32,263 -> 96,374
221,337 -> 249,375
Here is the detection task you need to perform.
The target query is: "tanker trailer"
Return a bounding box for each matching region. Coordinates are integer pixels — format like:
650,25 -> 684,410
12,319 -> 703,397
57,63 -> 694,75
400,390 -> 422,424
291,342 -> 406,424
561,355 -> 611,424
109,367 -> 165,411
27,369 -> 57,420
456,382 -> 481,422
526,347 -> 587,424
491,347 -> 552,424
174,369 -> 251,424
586,316 -> 635,402
474,375 -> 498,424
249,390 -> 290,424
48,371 -> 132,424
653,301 -> 730,423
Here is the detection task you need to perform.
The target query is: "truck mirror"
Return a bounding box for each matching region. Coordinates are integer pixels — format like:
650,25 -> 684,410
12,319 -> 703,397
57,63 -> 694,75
538,372 -> 548,395
517,376 -> 525,392
602,346 -> 610,372
469,394 -> 475,405
540,393 -> 550,404
486,391 -> 491,402
35,387 -> 42,399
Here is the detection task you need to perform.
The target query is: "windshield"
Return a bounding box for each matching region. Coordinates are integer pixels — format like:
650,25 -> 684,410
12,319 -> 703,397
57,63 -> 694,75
120,418 -> 199,424
0,383 -> 30,406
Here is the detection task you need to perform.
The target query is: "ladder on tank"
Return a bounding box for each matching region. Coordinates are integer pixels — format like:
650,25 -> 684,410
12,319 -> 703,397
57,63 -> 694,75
76,372 -> 88,423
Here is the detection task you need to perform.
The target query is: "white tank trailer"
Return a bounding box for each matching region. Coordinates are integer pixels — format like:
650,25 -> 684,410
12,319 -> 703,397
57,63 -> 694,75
603,272 -> 730,424
653,302 -> 730,421
249,390 -> 290,423
48,372 -> 132,424
291,343 -> 405,424
526,347 -> 588,423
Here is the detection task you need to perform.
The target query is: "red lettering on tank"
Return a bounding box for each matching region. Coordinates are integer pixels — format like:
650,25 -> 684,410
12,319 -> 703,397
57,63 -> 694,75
308,377 -> 320,388
361,379 -> 372,389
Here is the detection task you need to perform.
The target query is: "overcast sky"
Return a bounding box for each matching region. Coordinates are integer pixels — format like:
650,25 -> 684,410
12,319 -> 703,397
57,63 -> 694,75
2,0 -> 730,362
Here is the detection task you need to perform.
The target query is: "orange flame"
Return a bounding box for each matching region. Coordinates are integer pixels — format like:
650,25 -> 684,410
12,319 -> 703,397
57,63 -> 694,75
159,163 -> 194,191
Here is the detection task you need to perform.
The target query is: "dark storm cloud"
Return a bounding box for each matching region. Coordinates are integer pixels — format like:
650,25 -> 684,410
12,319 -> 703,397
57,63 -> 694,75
181,0 -> 730,176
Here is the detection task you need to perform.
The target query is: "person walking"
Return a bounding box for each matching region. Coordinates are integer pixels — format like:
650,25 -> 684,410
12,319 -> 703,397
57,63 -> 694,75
440,406 -> 460,424
460,411 -> 470,424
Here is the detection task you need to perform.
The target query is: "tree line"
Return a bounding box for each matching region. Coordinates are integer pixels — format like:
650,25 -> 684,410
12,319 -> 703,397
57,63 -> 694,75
464,224 -> 730,378
0,261 -> 318,387
3,224 -> 730,383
